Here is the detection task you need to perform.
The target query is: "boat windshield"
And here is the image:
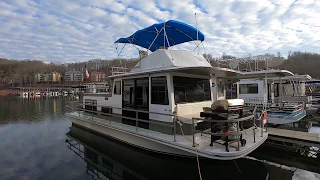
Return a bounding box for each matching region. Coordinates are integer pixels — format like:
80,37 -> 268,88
173,76 -> 211,104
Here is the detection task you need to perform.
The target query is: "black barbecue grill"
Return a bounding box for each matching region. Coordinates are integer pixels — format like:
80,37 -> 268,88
200,99 -> 247,151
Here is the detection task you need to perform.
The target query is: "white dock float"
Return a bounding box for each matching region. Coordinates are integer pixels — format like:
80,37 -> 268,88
268,128 -> 320,143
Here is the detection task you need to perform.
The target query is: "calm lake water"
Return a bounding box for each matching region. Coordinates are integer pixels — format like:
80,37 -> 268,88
0,97 -> 318,180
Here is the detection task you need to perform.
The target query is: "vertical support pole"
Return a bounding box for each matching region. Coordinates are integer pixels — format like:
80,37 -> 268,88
263,74 -> 268,136
237,121 -> 240,151
173,115 -> 176,142
192,118 -> 195,147
136,111 -> 138,132
264,74 -> 268,106
261,112 -> 263,137
91,104 -> 93,120
279,77 -> 282,108
253,127 -> 256,143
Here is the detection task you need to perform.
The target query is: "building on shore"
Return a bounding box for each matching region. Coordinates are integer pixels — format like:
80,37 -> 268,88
34,73 -> 49,83
49,71 -> 62,83
64,71 -> 84,82
34,72 -> 62,83
90,71 -> 106,82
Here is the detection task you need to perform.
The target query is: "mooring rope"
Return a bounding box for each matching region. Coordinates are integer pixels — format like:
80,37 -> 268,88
175,116 -> 203,180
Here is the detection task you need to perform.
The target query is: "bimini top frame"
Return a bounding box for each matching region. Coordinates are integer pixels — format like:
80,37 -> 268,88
114,20 -> 205,55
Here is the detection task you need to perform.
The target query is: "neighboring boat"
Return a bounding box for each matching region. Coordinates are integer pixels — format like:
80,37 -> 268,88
21,92 -> 28,98
66,20 -> 272,160
62,91 -> 68,96
239,74 -> 310,125
84,82 -> 111,95
35,90 -> 41,98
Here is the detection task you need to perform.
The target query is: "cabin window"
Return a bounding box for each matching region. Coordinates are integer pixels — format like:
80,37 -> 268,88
151,76 -> 169,105
114,81 -> 121,95
274,83 -> 279,97
173,76 -> 211,103
218,84 -> 225,97
239,84 -> 258,94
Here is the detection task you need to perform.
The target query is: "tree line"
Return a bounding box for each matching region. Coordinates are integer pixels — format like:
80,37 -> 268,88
0,51 -> 319,87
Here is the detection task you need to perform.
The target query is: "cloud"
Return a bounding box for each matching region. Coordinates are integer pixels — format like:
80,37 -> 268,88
0,0 -> 319,62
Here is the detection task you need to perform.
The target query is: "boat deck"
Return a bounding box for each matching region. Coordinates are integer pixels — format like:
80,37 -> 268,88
268,127 -> 320,142
67,111 -> 267,160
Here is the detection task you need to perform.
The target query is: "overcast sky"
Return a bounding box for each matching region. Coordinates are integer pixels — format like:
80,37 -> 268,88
0,0 -> 319,62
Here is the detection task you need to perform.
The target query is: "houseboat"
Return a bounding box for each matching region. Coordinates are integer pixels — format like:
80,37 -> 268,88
66,20 -> 276,160
239,74 -> 311,127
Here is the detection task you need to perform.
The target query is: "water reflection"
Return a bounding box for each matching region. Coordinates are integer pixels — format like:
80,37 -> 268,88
0,96 -> 78,125
0,97 -> 310,180
66,125 -> 269,180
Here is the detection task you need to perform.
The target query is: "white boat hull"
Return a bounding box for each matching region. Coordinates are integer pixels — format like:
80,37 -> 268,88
69,116 -> 194,157
67,114 -> 267,160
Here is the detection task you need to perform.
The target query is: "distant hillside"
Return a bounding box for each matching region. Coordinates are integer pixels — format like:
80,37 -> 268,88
0,51 -> 319,87
207,51 -> 320,78
277,52 -> 320,78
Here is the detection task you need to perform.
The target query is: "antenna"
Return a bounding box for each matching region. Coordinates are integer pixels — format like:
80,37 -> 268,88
195,13 -> 199,41
195,13 -> 199,54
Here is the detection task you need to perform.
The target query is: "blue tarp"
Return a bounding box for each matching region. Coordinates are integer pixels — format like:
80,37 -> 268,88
114,20 -> 205,52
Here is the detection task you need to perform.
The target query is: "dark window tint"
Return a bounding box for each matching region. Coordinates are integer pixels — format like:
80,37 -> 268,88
114,81 -> 121,95
239,84 -> 258,94
173,76 -> 211,104
151,76 -> 169,105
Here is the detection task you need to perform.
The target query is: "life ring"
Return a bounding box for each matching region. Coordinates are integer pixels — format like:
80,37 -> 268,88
263,111 -> 267,120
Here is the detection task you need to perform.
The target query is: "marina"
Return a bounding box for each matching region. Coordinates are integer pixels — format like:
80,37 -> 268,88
1,1 -> 320,179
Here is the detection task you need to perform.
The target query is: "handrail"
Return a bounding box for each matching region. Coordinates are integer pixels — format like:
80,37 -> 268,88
67,102 -> 264,152
80,102 -> 174,117
191,114 -> 254,123
74,107 -> 174,128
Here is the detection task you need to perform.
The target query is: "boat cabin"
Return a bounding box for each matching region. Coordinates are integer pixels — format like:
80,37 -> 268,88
239,74 -> 312,104
83,49 -> 238,133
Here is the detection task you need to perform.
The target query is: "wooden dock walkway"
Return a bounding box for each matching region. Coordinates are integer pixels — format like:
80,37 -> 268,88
268,127 -> 320,143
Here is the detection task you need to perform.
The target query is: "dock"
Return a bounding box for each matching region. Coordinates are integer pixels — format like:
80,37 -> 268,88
265,127 -> 320,160
250,127 -> 320,173
268,128 -> 320,145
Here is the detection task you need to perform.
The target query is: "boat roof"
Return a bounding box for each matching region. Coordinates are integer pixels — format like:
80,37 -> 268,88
108,65 -> 294,80
231,69 -> 294,79
270,74 -> 312,82
306,78 -> 320,83
114,20 -> 205,52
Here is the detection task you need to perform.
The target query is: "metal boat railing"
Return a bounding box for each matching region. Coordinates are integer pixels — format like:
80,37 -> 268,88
67,102 -> 263,152
245,99 -> 305,110
83,87 -> 111,94
68,102 -> 177,140
191,106 -> 262,152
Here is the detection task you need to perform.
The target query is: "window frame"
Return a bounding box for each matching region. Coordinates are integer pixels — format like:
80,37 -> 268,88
173,76 -> 211,104
113,80 -> 121,95
151,76 -> 169,105
239,83 -> 259,94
